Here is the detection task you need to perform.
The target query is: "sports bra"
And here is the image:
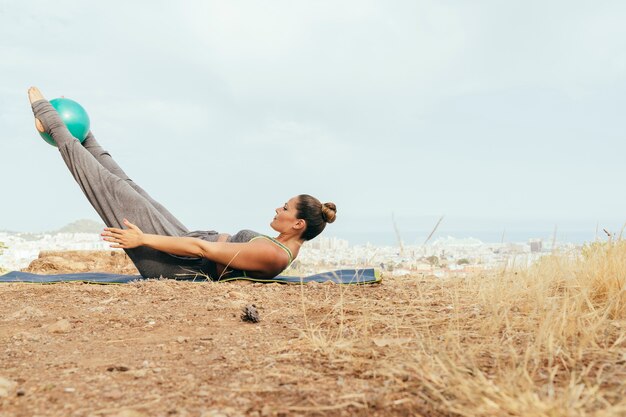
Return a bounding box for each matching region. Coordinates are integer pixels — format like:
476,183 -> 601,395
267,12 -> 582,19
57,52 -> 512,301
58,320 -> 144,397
234,233 -> 294,278
179,229 -> 293,279
249,235 -> 293,266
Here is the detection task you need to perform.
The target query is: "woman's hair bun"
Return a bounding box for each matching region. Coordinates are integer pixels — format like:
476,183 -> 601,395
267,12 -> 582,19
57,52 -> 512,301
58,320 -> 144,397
321,202 -> 337,224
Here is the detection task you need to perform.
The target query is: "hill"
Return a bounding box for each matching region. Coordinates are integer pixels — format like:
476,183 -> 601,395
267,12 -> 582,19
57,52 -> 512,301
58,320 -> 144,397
53,219 -> 105,234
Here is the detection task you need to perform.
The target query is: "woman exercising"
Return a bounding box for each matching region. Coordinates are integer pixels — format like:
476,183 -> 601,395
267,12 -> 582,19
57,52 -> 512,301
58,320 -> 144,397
28,87 -> 336,280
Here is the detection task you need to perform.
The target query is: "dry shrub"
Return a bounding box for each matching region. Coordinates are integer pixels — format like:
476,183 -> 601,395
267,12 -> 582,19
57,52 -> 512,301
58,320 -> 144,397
297,243 -> 626,416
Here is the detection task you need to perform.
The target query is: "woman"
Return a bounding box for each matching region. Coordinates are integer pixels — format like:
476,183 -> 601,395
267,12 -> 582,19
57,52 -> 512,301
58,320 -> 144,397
28,87 -> 336,280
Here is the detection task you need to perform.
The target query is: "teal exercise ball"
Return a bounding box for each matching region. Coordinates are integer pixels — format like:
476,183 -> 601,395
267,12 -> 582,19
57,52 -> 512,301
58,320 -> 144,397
39,98 -> 90,147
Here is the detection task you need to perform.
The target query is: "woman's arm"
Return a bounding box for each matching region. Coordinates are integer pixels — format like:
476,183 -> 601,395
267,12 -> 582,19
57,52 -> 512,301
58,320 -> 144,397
103,219 -> 287,274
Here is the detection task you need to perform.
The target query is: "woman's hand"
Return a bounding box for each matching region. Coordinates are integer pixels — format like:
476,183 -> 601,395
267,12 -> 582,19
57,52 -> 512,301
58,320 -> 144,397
101,219 -> 145,249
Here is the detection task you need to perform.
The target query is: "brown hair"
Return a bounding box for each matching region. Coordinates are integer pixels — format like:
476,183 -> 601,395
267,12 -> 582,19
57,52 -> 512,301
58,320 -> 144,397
296,194 -> 337,241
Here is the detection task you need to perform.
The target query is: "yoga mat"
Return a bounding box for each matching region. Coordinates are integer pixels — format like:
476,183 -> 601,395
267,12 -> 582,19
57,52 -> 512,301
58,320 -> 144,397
0,268 -> 381,285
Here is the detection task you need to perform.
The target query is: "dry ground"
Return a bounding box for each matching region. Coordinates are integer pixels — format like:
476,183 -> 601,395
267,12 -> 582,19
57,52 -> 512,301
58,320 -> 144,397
1,246 -> 625,417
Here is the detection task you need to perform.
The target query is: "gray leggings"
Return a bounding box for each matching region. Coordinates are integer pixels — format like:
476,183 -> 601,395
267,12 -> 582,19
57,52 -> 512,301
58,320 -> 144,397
31,100 -> 216,279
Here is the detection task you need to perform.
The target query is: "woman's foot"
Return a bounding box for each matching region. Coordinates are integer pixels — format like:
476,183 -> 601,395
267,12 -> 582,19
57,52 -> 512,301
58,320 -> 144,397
28,87 -> 46,133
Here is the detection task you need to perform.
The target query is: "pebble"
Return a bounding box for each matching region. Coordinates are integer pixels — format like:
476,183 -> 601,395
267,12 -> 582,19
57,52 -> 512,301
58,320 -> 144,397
9,306 -> 45,321
25,333 -> 41,342
107,365 -> 130,372
241,304 -> 260,323
201,411 -> 227,417
0,376 -> 16,397
111,409 -> 147,417
201,408 -> 241,417
228,291 -> 245,299
47,319 -> 72,334
127,369 -> 147,379
104,389 -> 123,400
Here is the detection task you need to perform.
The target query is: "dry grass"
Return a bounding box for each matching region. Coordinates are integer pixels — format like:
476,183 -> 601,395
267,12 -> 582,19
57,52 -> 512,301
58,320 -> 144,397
1,243 -> 625,416
293,242 -> 626,416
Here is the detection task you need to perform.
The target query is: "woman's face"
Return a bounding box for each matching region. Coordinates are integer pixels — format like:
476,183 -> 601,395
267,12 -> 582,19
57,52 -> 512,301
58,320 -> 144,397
270,196 -> 302,234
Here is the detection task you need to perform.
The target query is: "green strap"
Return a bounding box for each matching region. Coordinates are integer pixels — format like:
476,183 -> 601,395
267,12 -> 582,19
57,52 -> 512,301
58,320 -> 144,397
249,235 -> 293,265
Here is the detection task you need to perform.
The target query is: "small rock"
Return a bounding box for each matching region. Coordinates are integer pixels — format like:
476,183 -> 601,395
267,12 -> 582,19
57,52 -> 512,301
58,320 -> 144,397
107,365 -> 130,372
128,369 -> 147,379
9,306 -> 45,321
0,377 -> 17,397
104,389 -> 123,400
176,336 -> 188,343
241,304 -> 260,323
201,410 -> 227,417
201,408 -> 240,417
64,387 -> 76,393
25,333 -> 41,342
260,405 -> 272,417
111,409 -> 147,417
228,291 -> 245,299
47,319 -> 72,334
16,388 -> 26,396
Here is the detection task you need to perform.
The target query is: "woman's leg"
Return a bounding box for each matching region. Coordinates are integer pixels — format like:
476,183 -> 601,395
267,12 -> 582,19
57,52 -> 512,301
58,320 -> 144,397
31,99 -> 184,235
30,94 -> 211,278
81,131 -> 188,233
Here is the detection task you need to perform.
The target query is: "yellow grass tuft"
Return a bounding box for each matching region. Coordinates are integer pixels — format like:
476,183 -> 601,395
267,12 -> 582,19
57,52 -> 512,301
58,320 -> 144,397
297,242 -> 626,416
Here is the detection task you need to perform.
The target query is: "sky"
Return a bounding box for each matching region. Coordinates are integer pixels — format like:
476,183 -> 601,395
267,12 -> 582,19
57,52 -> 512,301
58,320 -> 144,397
1,0 -> 625,245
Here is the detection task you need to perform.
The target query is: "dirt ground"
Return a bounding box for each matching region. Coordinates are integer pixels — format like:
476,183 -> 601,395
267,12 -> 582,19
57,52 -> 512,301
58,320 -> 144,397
4,250 -> 625,416
0,251 -> 428,417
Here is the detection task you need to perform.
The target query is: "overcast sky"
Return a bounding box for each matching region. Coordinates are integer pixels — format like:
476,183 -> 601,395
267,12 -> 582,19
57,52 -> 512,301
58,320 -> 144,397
1,1 -> 625,243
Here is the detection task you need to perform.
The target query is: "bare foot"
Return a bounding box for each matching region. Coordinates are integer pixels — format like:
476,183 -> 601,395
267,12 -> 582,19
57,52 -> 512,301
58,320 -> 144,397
28,86 -> 45,103
28,87 -> 46,133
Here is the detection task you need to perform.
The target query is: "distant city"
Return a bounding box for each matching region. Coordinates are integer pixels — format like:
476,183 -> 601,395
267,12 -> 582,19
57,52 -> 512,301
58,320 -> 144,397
333,229 -> 601,247
0,219 -> 600,276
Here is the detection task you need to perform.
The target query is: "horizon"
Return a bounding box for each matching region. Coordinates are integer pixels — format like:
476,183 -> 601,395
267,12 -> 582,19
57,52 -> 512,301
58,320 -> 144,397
1,216 -> 621,247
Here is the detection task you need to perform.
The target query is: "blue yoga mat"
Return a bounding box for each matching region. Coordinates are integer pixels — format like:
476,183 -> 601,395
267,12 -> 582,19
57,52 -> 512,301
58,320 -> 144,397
0,268 -> 381,285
